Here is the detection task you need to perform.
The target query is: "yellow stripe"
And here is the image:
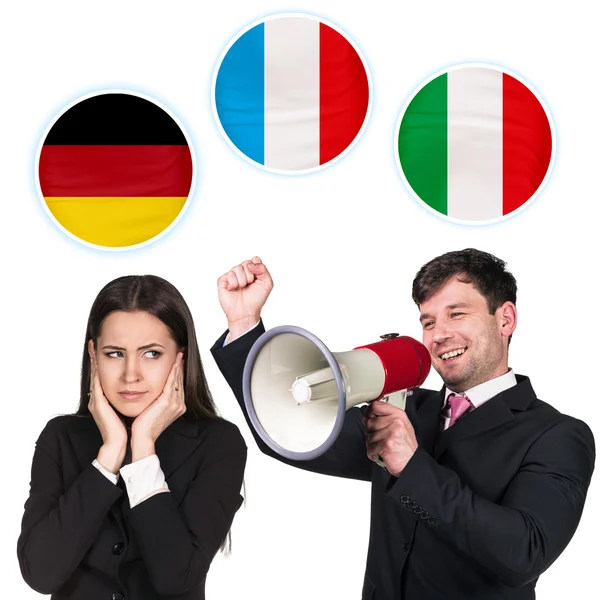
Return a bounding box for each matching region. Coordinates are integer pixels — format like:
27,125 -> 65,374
44,197 -> 187,247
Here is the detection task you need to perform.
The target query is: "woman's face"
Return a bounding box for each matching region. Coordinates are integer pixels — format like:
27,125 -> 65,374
88,310 -> 180,417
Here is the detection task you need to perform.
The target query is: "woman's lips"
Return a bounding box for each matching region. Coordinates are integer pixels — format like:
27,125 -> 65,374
119,391 -> 147,400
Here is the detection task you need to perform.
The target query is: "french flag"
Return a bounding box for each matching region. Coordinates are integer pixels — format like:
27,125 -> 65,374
215,16 -> 370,172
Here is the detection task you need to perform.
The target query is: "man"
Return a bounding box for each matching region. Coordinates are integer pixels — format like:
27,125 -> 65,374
211,249 -> 595,599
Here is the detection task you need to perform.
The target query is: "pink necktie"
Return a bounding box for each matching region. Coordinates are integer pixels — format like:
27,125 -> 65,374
448,393 -> 473,427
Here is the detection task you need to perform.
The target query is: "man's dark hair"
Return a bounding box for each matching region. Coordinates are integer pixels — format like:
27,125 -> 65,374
412,248 -> 517,313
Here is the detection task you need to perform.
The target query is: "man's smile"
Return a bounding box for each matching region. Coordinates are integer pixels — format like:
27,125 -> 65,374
439,347 -> 467,362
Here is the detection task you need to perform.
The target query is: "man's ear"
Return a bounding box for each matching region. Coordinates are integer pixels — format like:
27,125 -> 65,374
497,302 -> 517,338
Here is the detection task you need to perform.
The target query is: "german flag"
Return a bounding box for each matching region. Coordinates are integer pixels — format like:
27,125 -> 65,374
39,93 -> 193,248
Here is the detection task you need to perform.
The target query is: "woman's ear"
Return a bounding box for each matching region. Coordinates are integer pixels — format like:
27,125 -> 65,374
87,339 -> 96,362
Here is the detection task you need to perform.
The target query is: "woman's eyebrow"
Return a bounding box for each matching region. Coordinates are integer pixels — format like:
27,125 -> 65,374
101,343 -> 166,351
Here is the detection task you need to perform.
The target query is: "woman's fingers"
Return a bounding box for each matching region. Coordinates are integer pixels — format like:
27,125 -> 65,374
177,359 -> 186,415
162,359 -> 178,397
88,360 -> 97,408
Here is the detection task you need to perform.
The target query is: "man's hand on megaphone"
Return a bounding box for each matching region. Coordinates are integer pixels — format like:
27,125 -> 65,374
363,401 -> 418,477
217,256 -> 274,341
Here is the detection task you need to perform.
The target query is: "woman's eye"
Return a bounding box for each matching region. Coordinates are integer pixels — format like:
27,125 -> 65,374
144,350 -> 162,359
106,351 -> 123,358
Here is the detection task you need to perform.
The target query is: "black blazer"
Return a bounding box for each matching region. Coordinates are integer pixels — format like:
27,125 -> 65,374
211,321 -> 595,600
18,414 -> 247,600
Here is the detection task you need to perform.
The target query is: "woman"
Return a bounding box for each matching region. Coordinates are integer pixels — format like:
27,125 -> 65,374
17,275 -> 247,599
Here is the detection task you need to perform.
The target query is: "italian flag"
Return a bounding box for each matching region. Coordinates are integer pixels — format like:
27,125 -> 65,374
215,16 -> 370,171
398,67 -> 552,221
39,93 -> 192,248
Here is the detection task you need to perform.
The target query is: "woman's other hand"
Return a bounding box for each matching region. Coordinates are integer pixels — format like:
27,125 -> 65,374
130,352 -> 185,461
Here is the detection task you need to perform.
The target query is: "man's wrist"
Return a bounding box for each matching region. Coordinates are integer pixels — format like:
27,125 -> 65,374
227,315 -> 261,342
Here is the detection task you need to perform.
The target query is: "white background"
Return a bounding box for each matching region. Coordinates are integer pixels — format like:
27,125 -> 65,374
1,1 -> 598,598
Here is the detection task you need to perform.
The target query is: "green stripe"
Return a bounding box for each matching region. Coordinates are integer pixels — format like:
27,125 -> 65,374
398,73 -> 447,214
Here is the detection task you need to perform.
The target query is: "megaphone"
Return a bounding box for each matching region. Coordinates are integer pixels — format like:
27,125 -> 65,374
242,325 -> 431,462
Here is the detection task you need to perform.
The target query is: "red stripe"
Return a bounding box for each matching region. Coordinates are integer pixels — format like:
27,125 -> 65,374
319,24 -> 369,165
39,145 -> 193,197
502,74 -> 552,214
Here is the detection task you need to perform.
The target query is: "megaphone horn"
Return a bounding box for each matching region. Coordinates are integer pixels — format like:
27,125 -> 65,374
242,325 -> 431,461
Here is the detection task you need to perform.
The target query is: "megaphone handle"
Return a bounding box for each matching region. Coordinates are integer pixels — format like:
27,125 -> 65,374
382,389 -> 407,410
374,455 -> 389,472
371,391 -> 408,472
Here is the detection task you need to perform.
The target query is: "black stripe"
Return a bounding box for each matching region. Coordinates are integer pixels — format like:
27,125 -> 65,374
44,93 -> 188,145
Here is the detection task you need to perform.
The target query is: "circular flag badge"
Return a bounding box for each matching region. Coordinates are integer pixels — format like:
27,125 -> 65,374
396,65 -> 553,223
213,14 -> 371,174
37,91 -> 194,249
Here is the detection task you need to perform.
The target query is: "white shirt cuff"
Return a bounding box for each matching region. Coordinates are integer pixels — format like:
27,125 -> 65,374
92,459 -> 119,484
224,319 -> 261,346
119,454 -> 170,508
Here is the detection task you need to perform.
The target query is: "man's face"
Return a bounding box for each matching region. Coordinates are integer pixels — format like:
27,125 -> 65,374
419,277 -> 513,392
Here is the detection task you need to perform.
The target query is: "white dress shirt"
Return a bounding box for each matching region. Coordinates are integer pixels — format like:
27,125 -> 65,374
223,319 -> 260,346
440,369 -> 517,431
92,454 -> 170,508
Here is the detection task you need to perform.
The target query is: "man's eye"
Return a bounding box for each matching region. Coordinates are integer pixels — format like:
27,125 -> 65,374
423,321 -> 434,329
451,312 -> 464,318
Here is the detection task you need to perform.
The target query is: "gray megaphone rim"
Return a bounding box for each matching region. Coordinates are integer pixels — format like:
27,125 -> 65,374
242,325 -> 347,461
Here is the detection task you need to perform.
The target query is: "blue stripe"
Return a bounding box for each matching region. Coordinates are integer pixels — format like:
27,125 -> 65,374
215,24 -> 264,164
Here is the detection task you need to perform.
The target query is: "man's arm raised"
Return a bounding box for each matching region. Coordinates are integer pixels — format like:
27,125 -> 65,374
212,257 -> 372,482
217,256 -> 273,342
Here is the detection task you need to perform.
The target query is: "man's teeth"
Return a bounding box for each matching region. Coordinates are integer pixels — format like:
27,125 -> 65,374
441,349 -> 466,360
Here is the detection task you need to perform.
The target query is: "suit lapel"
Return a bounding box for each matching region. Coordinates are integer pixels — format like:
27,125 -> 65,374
433,375 -> 536,460
434,397 -> 514,459
407,389 -> 444,454
67,416 -> 103,471
155,418 -> 201,479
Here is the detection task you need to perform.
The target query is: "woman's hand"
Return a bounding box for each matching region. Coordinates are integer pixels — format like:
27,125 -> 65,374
89,357 -> 128,473
130,352 -> 185,461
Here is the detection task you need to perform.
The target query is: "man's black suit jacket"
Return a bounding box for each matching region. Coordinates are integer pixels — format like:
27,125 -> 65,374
211,322 -> 595,600
18,414 -> 247,600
